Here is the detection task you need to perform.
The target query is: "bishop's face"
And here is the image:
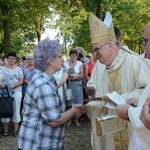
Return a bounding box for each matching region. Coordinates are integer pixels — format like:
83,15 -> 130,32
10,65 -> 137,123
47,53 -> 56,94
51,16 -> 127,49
92,42 -> 112,66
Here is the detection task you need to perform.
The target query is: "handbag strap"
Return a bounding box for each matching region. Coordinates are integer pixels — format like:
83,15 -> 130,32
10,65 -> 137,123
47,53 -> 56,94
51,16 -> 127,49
2,84 -> 11,97
68,77 -> 72,89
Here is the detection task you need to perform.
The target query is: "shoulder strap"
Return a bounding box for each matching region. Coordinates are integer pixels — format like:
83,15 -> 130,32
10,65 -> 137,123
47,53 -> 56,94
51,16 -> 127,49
2,84 -> 12,97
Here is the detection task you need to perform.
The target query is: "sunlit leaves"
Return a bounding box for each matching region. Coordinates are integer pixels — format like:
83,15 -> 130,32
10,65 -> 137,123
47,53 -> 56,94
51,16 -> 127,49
0,0 -> 150,55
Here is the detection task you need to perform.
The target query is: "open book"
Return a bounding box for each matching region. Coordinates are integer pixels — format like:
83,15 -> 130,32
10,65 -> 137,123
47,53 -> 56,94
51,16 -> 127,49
96,117 -> 127,136
96,91 -> 127,136
100,91 -> 126,120
106,91 -> 126,105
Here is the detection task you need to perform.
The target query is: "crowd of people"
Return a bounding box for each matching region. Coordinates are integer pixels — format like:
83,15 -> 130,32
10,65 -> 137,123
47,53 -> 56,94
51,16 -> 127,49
0,10 -> 150,150
0,43 -> 96,140
0,52 -> 37,138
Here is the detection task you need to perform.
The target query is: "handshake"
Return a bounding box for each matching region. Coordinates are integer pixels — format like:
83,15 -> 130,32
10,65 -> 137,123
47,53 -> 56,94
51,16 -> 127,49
71,104 -> 87,119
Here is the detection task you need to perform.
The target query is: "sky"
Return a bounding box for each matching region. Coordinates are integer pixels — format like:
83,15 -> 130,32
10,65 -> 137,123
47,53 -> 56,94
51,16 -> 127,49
41,29 -> 58,40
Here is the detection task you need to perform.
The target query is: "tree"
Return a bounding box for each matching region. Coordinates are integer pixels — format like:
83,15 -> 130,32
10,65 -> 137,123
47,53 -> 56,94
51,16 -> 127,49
48,0 -> 89,53
0,0 -> 55,54
1,0 -> 150,56
20,0 -> 54,42
108,0 -> 150,53
57,0 -> 150,54
0,2 -> 11,55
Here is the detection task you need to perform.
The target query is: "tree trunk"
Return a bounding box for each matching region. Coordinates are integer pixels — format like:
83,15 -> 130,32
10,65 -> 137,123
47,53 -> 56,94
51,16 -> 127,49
0,3 -> 11,55
37,30 -> 42,42
96,2 -> 103,20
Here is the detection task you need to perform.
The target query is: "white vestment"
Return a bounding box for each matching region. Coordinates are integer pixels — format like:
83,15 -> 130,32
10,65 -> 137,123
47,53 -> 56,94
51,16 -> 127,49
128,83 -> 150,150
86,46 -> 150,150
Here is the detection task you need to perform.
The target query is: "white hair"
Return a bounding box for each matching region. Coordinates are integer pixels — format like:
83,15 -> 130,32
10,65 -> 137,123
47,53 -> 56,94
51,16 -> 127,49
26,53 -> 34,60
74,47 -> 85,54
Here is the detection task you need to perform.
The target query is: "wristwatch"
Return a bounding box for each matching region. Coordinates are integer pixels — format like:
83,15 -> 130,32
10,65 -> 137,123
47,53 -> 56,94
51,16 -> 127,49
11,85 -> 14,89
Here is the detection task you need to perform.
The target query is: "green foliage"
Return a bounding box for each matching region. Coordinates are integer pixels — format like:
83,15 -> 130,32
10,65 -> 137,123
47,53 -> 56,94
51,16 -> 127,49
105,0 -> 150,53
58,0 -> 150,54
0,0 -> 54,54
11,36 -> 23,53
1,0 -> 150,56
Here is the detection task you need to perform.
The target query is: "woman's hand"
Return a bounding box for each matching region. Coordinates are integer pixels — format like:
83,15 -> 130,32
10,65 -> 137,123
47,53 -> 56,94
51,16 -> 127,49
86,86 -> 96,96
71,104 -> 83,119
68,74 -> 74,78
69,75 -> 80,81
0,83 -> 6,89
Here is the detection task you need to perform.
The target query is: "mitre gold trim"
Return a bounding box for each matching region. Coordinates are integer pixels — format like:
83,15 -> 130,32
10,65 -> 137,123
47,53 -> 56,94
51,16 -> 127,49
89,11 -> 116,45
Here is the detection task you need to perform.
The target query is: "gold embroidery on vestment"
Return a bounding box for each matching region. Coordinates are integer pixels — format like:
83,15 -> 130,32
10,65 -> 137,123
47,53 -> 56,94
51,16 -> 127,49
108,69 -> 122,94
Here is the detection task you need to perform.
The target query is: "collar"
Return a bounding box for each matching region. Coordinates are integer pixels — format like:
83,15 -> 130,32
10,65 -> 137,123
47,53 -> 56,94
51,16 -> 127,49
106,56 -> 118,69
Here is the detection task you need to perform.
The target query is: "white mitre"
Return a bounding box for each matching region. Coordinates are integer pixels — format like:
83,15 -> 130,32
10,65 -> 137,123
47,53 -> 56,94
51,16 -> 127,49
89,11 -> 116,45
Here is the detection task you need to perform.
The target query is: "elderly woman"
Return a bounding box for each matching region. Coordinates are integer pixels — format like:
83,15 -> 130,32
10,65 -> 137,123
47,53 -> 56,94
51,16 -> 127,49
18,39 -> 82,150
21,53 -> 37,114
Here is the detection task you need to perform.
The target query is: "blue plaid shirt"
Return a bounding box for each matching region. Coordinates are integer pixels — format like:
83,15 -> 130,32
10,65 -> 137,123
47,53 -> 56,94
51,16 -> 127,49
18,71 -> 66,150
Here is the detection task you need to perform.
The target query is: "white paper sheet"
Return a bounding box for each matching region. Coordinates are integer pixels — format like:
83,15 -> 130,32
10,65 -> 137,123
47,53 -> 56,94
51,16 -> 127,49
106,91 -> 126,105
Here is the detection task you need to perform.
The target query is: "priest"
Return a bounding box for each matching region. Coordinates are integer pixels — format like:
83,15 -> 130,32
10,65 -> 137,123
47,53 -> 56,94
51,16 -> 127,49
84,12 -> 150,150
117,22 -> 150,150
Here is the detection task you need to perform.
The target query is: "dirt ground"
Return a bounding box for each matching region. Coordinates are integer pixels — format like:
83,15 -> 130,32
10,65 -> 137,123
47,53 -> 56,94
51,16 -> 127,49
0,116 -> 91,150
0,115 -> 128,150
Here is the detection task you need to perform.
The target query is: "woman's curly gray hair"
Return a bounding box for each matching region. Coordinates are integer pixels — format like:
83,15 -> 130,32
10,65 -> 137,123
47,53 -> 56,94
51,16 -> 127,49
34,39 -> 62,71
